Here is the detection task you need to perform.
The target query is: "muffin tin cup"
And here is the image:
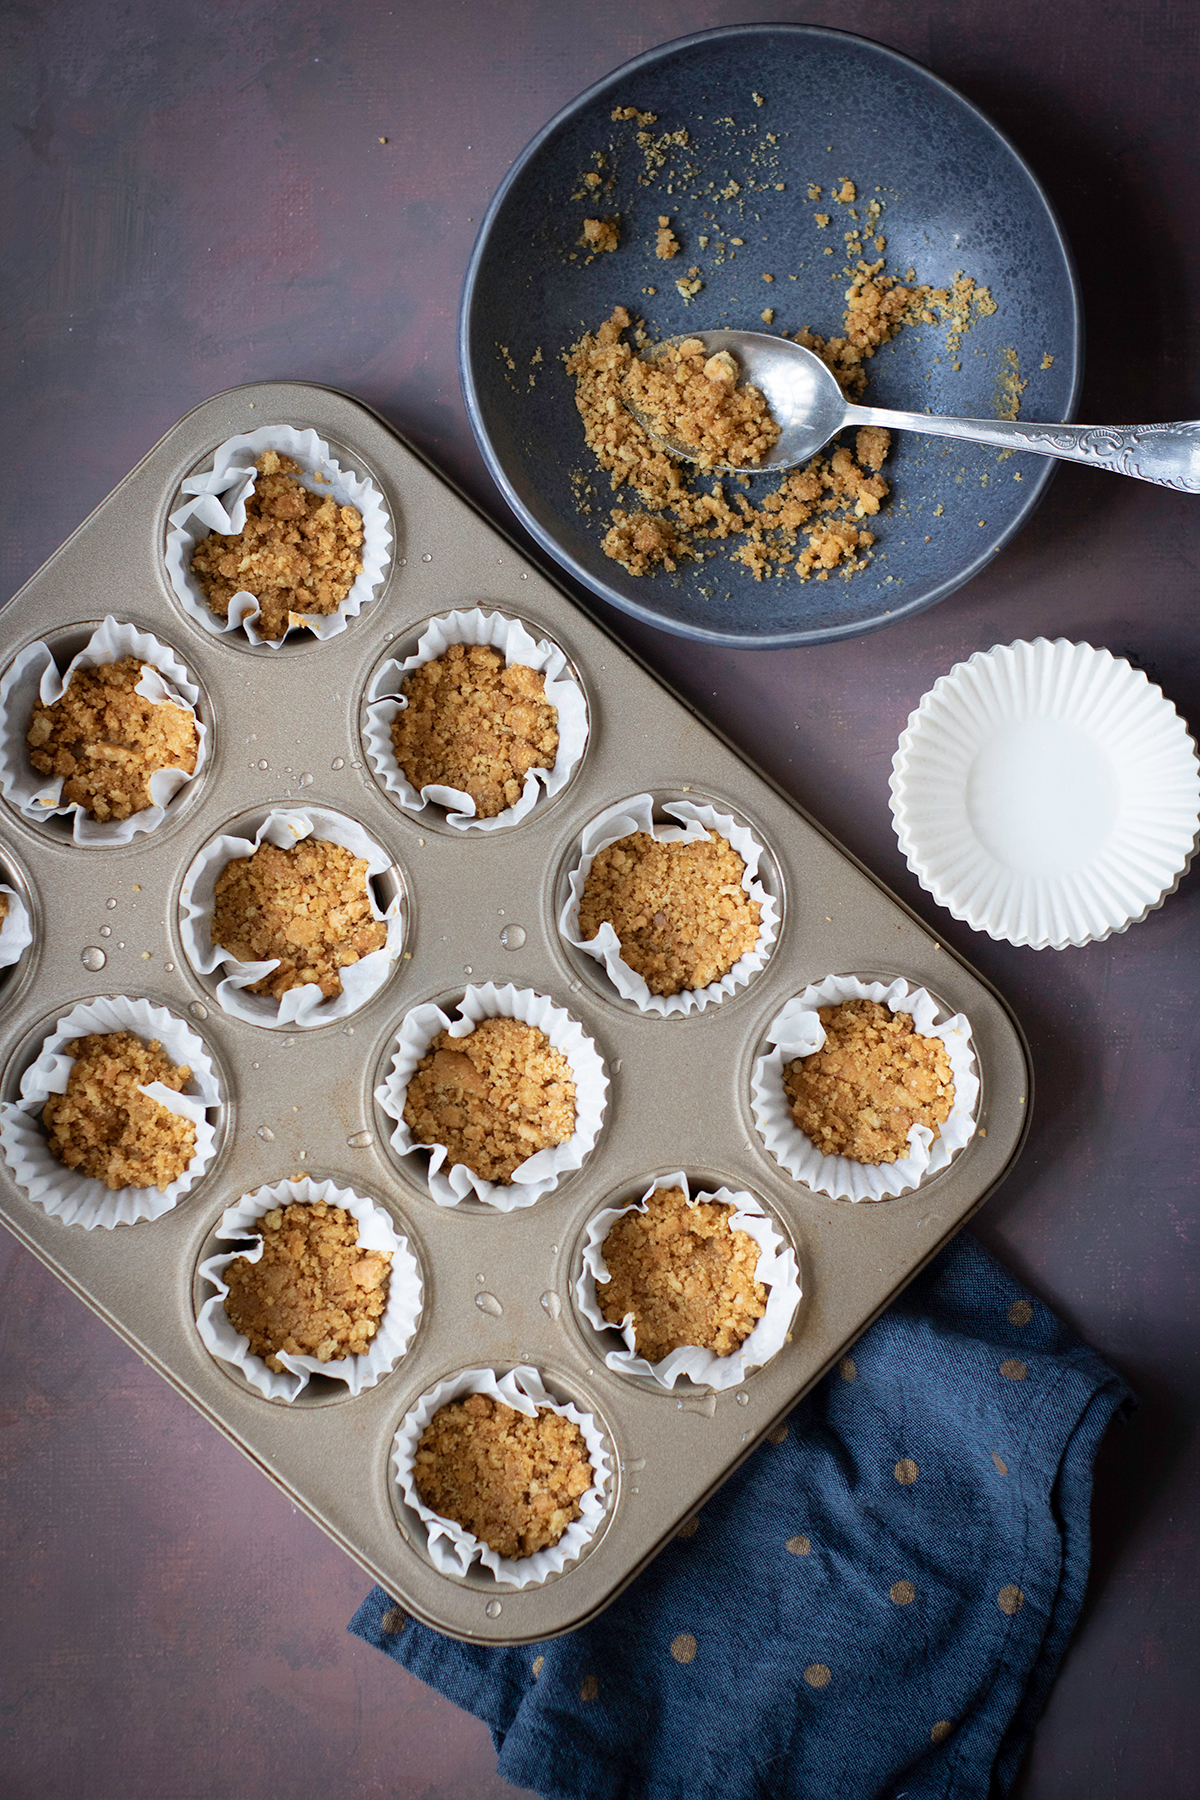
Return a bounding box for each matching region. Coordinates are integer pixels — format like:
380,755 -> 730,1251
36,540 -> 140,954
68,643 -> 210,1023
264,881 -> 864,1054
375,981 -> 608,1209
195,1176 -> 424,1403
0,884 -> 33,971
178,806 -> 404,1029
164,424 -> 393,648
0,617 -> 208,843
0,994 -> 222,1229
559,794 -> 780,1015
391,1363 -> 613,1589
363,607 -> 589,830
575,1171 -> 801,1391
751,974 -> 980,1202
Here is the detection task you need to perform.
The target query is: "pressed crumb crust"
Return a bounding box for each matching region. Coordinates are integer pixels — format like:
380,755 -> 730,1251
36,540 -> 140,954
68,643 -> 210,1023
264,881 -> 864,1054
578,827 -> 761,995
26,656 -> 199,823
783,997 -> 955,1165
621,338 -> 781,469
190,451 -> 364,641
42,1031 -> 196,1191
414,1392 -> 593,1560
210,837 -> 387,1002
223,1200 -> 392,1373
403,1017 -> 576,1184
598,1184 -> 767,1364
392,643 -> 559,818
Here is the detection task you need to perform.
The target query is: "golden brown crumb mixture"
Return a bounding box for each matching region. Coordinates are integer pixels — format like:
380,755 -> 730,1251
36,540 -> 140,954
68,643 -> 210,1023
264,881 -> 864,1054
223,1200 -> 392,1372
579,216 -> 620,254
415,1393 -> 594,1560
403,1017 -> 576,1183
598,1184 -> 767,1362
621,338 -> 780,470
579,827 -> 760,995
392,644 -> 559,818
190,451 -> 364,641
211,838 -> 386,1002
783,998 -> 955,1165
655,215 -> 680,259
0,894 -> 8,926
43,1032 -> 196,1191
26,657 -> 199,823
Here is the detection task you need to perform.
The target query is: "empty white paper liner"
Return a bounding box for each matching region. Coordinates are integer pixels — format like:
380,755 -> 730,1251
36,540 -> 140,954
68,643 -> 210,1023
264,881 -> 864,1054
196,1177 -> 423,1403
575,1171 -> 800,1390
375,981 -> 607,1209
559,795 -> 780,1015
751,974 -> 979,1202
890,638 -> 1200,949
164,424 -> 392,647
363,607 -> 588,830
0,994 -> 222,1229
0,617 -> 207,843
179,807 -> 403,1029
0,884 -> 33,971
392,1364 -> 612,1588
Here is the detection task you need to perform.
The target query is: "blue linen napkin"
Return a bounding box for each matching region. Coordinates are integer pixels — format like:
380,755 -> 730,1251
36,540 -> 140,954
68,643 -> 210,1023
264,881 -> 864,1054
350,1234 -> 1132,1800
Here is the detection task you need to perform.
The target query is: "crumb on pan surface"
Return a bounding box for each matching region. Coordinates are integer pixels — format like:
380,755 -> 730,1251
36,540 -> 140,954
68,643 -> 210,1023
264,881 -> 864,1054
578,826 -> 761,995
392,643 -> 559,818
403,1017 -> 576,1184
598,1184 -> 767,1363
26,656 -> 199,822
189,451 -> 364,641
621,337 -> 781,470
211,837 -> 386,1002
783,998 -> 955,1165
42,1031 -> 196,1191
223,1200 -> 392,1372
414,1392 -> 594,1559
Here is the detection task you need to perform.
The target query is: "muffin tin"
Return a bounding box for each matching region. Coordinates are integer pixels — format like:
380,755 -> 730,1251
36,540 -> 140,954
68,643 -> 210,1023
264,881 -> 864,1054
0,381 -> 1031,1644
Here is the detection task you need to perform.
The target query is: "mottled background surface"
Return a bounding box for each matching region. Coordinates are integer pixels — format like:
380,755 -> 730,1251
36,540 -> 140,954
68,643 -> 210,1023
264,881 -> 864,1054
1,2 -> 1197,1796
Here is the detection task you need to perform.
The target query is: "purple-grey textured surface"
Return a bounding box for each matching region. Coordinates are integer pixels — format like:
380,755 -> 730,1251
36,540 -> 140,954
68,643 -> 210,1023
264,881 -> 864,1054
1,3 -> 1197,1797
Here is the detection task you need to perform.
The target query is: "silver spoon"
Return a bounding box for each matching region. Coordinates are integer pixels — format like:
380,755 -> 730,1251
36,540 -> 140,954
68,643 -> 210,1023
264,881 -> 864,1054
626,330 -> 1200,492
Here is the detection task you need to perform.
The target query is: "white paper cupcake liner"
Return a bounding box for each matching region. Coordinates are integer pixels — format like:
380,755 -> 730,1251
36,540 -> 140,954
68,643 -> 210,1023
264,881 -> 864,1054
195,1177 -> 423,1403
0,994 -> 222,1229
164,425 -> 392,647
179,807 -> 404,1029
575,1171 -> 801,1390
0,617 -> 208,843
890,638 -> 1200,949
0,884 -> 33,971
558,795 -> 780,1015
375,981 -> 608,1209
363,608 -> 589,831
751,975 -> 979,1202
392,1364 -> 612,1588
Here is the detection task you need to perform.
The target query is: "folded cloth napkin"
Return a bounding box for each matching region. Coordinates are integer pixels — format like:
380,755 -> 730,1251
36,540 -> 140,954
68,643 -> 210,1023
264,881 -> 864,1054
350,1234 -> 1132,1800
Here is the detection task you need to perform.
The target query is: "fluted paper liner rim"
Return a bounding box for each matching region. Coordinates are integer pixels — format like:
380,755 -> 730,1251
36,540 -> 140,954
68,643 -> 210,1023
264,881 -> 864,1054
195,1177 -> 423,1402
0,884 -> 33,971
751,974 -> 979,1201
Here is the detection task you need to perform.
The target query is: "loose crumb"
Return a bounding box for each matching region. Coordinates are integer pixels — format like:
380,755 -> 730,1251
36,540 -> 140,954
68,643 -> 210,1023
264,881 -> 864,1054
43,1032 -> 196,1191
579,216 -> 620,254
415,1393 -> 593,1559
223,1201 -> 391,1372
403,1017 -> 576,1183
392,644 -> 558,818
599,1185 -> 766,1361
782,998 -> 954,1164
211,838 -> 386,1001
26,657 -> 198,822
655,215 -> 680,259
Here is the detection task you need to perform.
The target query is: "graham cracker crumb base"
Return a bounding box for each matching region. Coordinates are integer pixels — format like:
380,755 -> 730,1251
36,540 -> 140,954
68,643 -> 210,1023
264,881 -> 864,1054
27,657 -> 198,823
223,1201 -> 392,1372
211,837 -> 386,1002
43,1031 -> 196,1191
783,998 -> 954,1165
403,1016 -> 576,1184
392,644 -> 559,818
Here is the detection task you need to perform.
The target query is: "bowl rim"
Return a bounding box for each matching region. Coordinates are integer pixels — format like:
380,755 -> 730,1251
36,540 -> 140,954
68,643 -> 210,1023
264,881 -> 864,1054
458,20 -> 1085,650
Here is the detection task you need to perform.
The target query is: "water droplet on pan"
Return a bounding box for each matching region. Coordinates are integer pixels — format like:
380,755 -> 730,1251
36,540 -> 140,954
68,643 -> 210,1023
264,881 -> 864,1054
99,926 -> 111,939
257,759 -> 269,771
298,772 -> 314,787
485,1600 -> 502,1618
257,1126 -> 275,1141
164,962 -> 174,973
347,1130 -> 374,1149
540,1291 -> 562,1320
189,1002 -> 209,1020
331,757 -> 345,771
500,924 -> 526,950
475,1291 -> 503,1317
735,1391 -> 750,1406
420,552 -> 432,563
81,947 -> 106,971
105,898 -> 117,910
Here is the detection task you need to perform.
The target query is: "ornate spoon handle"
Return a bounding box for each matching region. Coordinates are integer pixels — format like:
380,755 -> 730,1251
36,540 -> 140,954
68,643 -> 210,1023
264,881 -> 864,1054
843,405 -> 1200,493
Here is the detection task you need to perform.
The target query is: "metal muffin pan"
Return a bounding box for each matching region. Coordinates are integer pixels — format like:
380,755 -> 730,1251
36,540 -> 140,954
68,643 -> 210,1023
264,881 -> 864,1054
0,381 -> 1031,1644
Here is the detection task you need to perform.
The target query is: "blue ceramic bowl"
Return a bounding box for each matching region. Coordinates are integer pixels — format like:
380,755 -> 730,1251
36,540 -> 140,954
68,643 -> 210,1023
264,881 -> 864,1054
460,24 -> 1082,648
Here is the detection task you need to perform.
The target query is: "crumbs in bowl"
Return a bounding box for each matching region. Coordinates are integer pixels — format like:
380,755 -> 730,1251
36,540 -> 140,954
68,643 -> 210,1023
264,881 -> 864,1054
43,1031 -> 196,1191
403,1016 -> 576,1184
223,1200 -> 392,1372
26,657 -> 198,823
211,837 -> 386,1001
392,643 -> 559,817
415,1392 -> 593,1559
621,338 -> 781,469
783,997 -> 954,1164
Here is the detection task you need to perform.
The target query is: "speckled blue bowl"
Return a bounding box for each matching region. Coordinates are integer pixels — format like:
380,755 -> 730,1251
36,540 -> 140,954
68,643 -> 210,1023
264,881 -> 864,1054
459,24 -> 1082,649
